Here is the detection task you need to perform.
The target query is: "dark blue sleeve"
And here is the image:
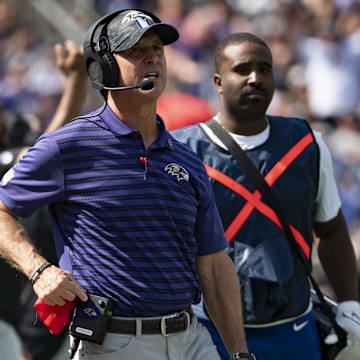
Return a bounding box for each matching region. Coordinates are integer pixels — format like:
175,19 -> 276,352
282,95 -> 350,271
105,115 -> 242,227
0,136 -> 64,218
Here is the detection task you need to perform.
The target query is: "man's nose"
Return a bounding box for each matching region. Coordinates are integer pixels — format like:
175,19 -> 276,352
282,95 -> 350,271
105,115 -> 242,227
144,48 -> 160,63
248,71 -> 262,84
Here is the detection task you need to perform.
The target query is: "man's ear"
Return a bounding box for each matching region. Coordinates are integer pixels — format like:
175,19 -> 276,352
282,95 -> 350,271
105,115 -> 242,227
214,73 -> 222,94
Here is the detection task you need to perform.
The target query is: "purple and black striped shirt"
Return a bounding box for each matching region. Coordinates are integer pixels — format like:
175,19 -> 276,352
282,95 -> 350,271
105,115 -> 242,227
0,105 -> 227,317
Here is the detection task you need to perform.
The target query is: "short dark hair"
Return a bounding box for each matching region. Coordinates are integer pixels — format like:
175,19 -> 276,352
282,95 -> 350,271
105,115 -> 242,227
214,33 -> 271,73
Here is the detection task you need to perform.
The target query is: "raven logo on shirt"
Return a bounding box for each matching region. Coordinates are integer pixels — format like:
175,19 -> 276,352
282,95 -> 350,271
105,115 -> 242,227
165,163 -> 189,182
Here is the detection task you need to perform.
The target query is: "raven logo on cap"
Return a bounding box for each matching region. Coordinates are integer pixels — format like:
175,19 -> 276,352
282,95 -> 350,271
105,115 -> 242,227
165,163 -> 189,182
122,11 -> 154,29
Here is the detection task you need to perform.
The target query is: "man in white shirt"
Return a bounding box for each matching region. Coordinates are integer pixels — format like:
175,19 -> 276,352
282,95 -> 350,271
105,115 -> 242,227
172,32 -> 360,360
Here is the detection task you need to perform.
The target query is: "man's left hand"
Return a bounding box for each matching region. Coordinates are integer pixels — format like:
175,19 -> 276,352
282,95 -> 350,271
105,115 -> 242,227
336,301 -> 360,338
331,301 -> 360,360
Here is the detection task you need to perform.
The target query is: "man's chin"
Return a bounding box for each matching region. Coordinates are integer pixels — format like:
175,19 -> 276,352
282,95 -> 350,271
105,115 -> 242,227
240,101 -> 268,111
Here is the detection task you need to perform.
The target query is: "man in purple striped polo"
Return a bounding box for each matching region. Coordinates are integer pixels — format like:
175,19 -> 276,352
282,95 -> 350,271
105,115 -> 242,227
0,8 -> 252,360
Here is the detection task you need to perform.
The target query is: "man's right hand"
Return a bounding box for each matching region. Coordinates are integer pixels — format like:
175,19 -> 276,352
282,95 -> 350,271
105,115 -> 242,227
33,264 -> 88,306
54,39 -> 87,80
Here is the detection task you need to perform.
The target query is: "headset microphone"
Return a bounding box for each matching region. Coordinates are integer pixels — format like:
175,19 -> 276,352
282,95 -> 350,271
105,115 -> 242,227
138,79 -> 155,91
71,79 -> 155,122
101,79 -> 154,91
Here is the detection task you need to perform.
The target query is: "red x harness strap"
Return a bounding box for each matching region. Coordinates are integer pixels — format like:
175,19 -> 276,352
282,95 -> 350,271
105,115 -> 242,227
204,132 -> 314,260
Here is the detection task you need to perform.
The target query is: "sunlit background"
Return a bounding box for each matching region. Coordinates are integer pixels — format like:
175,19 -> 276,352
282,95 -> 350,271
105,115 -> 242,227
1,0 -> 360,357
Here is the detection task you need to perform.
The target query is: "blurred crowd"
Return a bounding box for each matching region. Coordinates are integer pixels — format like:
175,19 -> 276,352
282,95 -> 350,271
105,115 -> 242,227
0,0 -> 359,358
1,0 -> 360,270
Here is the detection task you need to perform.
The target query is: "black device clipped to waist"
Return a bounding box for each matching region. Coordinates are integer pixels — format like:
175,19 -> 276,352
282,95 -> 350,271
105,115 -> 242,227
69,293 -> 115,345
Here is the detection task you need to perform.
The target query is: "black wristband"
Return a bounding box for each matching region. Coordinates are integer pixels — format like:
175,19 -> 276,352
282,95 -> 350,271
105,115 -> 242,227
30,262 -> 52,285
230,353 -> 256,360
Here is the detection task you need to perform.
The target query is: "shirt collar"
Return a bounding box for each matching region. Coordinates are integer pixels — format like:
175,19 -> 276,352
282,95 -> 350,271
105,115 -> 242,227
100,104 -> 135,136
99,104 -> 173,150
153,114 -> 175,151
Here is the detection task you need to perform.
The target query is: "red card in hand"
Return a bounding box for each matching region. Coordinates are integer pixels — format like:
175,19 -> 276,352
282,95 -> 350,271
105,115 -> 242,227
34,298 -> 78,335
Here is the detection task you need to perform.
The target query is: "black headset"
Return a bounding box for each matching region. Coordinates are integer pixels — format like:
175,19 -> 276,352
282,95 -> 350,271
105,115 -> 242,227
83,9 -> 163,91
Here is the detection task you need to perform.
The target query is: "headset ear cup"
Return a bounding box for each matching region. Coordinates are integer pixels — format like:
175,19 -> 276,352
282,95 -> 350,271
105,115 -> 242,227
102,52 -> 119,88
83,9 -> 132,90
84,50 -> 118,90
87,60 -> 104,90
84,40 -> 106,90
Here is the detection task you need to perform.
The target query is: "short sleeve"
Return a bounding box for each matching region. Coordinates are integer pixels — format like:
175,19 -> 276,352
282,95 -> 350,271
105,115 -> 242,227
194,165 -> 228,255
314,131 -> 341,222
0,136 -> 64,218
